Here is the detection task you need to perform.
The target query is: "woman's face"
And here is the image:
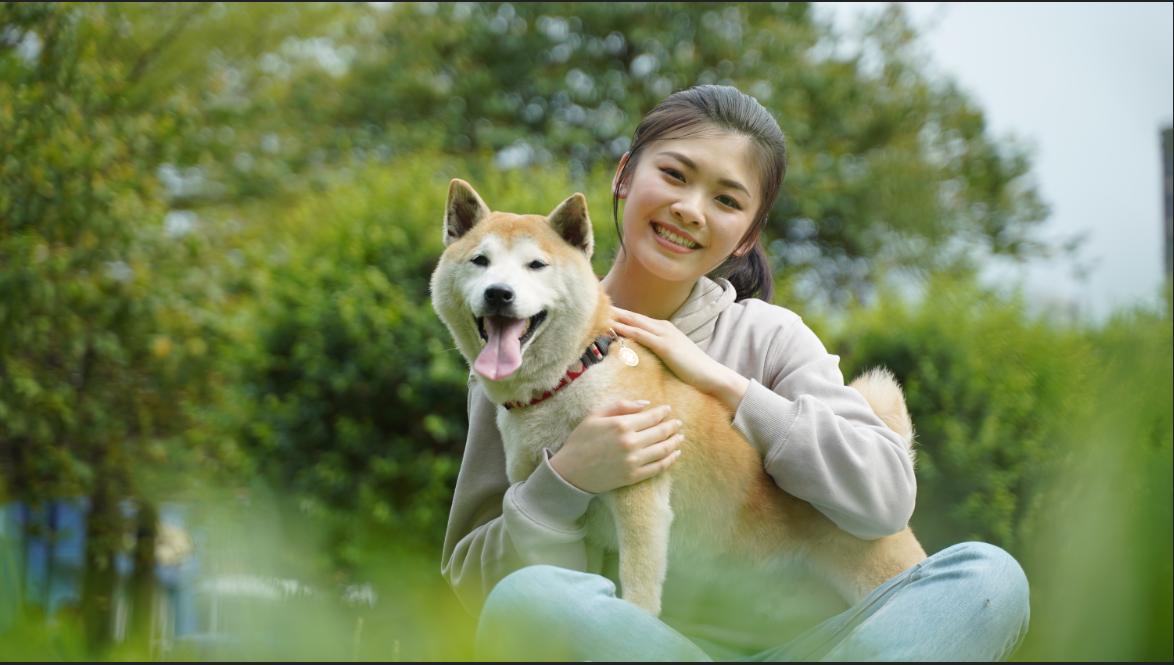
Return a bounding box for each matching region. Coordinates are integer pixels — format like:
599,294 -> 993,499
614,130 -> 761,285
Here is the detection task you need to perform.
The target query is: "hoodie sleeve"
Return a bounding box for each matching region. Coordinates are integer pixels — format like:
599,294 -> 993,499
440,378 -> 596,615
728,313 -> 917,540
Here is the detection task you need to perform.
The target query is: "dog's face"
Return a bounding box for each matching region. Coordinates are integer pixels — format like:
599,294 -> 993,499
430,179 -> 600,387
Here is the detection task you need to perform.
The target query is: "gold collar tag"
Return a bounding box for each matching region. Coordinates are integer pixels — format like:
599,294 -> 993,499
618,342 -> 639,367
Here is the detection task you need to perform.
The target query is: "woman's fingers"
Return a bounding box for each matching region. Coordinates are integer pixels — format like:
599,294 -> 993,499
611,307 -> 667,337
635,447 -> 683,482
612,321 -> 664,356
634,432 -> 685,466
639,417 -> 682,448
596,399 -> 653,418
615,403 -> 672,432
587,385 -> 687,484
610,320 -> 643,339
612,306 -> 660,328
611,308 -> 684,359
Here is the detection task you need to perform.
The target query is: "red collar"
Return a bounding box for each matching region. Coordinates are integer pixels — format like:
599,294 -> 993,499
503,333 -> 617,411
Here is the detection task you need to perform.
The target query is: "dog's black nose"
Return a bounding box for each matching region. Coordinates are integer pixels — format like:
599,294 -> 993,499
484,284 -> 515,309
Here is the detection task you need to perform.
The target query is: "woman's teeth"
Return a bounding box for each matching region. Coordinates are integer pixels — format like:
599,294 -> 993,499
653,223 -> 699,249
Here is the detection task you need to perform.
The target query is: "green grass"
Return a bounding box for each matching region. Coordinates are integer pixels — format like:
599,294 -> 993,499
0,486 -> 477,662
1012,303 -> 1173,661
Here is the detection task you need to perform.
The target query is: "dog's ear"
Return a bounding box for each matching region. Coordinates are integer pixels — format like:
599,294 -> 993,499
444,179 -> 491,246
547,192 -> 593,257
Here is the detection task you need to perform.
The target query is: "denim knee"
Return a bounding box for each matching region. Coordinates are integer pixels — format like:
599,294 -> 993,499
477,565 -> 613,659
948,543 -> 1029,606
482,565 -> 598,622
936,541 -> 1031,649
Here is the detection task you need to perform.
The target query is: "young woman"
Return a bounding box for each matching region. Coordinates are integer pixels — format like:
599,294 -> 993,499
441,85 -> 1029,661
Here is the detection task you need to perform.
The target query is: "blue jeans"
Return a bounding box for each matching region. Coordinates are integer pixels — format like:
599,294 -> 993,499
476,542 -> 1030,661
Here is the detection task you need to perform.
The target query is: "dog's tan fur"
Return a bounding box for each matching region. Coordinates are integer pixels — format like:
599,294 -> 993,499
431,180 -> 927,616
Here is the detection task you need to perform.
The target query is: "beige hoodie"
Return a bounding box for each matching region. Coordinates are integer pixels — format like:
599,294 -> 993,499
440,276 -> 917,651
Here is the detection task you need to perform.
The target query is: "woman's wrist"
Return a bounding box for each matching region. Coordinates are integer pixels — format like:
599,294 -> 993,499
712,368 -> 750,412
548,449 -> 589,493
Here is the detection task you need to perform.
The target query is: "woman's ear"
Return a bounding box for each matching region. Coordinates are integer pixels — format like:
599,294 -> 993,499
612,152 -> 631,199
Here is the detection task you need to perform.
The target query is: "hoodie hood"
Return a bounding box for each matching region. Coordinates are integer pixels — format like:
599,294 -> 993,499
669,276 -> 737,348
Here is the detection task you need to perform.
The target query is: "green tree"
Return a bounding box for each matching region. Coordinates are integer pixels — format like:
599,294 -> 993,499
0,2 -> 219,649
327,2 -> 1056,301
94,3 -> 1060,303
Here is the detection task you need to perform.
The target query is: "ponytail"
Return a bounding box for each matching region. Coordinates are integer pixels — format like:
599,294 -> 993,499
711,241 -> 773,302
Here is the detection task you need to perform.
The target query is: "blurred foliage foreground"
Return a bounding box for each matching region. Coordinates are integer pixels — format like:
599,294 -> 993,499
1,1 -> 1171,661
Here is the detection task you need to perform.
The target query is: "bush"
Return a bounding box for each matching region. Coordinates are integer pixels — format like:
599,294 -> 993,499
833,275 -> 1094,552
214,153 -> 617,566
1013,290 -> 1172,660
833,276 -> 1172,660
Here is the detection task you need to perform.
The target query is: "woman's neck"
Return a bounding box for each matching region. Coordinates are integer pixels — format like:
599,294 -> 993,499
600,252 -> 696,321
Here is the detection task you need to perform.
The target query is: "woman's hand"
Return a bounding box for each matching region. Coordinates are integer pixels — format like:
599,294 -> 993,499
610,306 -> 750,412
549,400 -> 684,494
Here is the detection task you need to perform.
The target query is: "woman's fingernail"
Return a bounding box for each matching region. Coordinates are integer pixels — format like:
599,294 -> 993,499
636,400 -> 651,406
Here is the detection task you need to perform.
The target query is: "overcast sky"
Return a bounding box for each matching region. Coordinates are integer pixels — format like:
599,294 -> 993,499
816,2 -> 1174,321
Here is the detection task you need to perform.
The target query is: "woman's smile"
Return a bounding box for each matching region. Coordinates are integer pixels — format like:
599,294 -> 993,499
650,221 -> 702,253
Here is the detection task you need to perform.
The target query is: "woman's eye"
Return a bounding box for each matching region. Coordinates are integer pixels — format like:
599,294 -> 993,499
717,195 -> 742,210
471,255 -> 489,267
528,260 -> 547,270
660,167 -> 685,182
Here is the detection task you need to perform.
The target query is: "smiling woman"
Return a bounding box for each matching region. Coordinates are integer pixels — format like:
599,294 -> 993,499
605,132 -> 761,307
441,85 -> 1030,661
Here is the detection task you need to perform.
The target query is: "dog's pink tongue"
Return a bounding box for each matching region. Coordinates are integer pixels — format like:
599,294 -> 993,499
474,317 -> 528,380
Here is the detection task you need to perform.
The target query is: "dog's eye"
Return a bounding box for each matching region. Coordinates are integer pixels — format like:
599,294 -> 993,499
528,260 -> 547,271
471,255 -> 489,267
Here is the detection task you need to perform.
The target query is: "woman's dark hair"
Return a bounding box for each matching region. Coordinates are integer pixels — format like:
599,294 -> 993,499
612,85 -> 787,302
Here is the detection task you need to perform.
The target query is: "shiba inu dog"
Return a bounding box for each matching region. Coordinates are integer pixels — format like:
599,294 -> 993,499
430,179 -> 926,616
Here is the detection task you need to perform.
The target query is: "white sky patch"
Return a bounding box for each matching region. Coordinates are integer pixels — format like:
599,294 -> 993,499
815,2 -> 1174,321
